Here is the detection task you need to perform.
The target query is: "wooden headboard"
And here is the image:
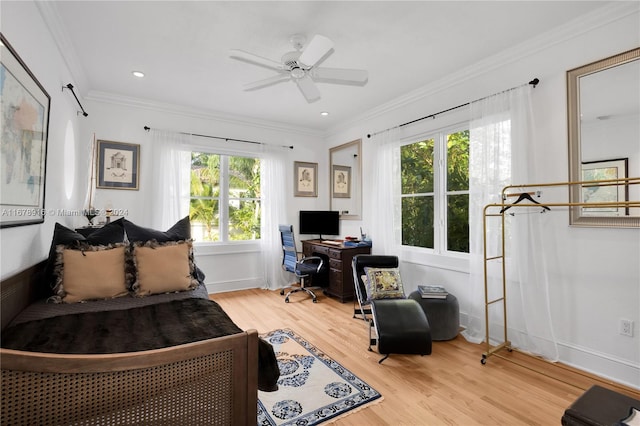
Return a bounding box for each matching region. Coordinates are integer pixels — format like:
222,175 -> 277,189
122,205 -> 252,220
1,260 -> 46,330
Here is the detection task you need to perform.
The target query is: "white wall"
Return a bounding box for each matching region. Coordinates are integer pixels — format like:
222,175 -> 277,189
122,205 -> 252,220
0,2 -> 84,279
324,5 -> 640,388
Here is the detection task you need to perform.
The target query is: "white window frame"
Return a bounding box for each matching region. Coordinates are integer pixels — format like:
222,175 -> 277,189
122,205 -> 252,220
189,150 -> 261,245
400,122 -> 470,263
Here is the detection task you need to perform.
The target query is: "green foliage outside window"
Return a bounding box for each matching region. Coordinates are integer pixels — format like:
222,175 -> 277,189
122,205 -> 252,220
447,130 -> 470,252
447,130 -> 470,191
228,156 -> 261,240
401,130 -> 470,253
401,139 -> 434,248
402,196 -> 434,248
190,152 -> 260,242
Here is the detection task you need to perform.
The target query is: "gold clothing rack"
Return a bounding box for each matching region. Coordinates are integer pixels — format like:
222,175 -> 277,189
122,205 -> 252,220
481,177 -> 640,364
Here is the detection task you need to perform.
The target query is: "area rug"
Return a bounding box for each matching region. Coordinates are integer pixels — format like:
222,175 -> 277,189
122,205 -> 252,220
257,328 -> 382,425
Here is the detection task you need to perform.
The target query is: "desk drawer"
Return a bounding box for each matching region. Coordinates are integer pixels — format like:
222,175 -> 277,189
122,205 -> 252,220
329,249 -> 342,259
329,258 -> 342,269
329,269 -> 343,288
312,245 -> 329,255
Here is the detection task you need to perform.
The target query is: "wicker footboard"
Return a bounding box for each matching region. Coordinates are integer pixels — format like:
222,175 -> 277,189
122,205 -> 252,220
1,330 -> 258,425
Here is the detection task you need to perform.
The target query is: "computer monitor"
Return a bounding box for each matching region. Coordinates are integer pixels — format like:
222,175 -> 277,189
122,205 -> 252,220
299,210 -> 339,239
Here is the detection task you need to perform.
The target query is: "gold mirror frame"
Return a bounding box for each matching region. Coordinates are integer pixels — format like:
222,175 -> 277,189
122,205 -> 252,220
330,139 -> 362,220
567,47 -> 640,228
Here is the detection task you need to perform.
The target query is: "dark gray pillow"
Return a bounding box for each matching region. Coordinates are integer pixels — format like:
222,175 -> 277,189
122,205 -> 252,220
123,216 -> 191,243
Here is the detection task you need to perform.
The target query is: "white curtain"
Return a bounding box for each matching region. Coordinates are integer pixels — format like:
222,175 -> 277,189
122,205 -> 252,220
148,129 -> 289,290
260,147 -> 289,290
462,85 -> 558,361
369,127 -> 402,255
148,130 -> 191,230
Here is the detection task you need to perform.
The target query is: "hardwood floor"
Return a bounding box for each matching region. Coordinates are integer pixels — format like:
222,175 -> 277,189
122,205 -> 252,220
212,288 -> 640,425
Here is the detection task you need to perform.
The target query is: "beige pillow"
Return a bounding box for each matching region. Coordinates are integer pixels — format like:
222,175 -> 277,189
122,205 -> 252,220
56,245 -> 128,303
132,240 -> 198,296
364,267 -> 406,300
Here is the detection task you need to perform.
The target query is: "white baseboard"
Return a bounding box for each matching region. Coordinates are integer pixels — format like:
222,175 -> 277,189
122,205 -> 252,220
557,341 -> 640,391
205,278 -> 264,294
459,310 -> 640,390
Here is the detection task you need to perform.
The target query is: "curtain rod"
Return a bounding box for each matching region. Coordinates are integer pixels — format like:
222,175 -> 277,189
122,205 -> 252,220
62,83 -> 88,117
366,78 -> 539,138
143,126 -> 294,149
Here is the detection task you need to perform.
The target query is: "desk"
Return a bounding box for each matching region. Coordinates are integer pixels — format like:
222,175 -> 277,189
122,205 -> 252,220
302,240 -> 371,303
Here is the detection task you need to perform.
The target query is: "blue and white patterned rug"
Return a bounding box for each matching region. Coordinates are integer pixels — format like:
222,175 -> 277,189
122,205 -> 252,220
257,329 -> 382,426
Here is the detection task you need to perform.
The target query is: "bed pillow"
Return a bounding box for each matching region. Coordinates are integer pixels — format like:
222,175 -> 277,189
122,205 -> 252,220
53,243 -> 129,303
131,240 -> 199,296
363,267 -> 406,300
123,217 -> 205,284
123,216 -> 191,243
43,219 -> 126,298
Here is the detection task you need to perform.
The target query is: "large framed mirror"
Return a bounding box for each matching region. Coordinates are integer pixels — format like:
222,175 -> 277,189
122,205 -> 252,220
330,139 -> 362,220
567,47 -> 640,228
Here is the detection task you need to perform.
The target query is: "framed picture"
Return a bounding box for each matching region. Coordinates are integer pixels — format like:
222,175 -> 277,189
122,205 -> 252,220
97,140 -> 140,190
581,158 -> 629,216
294,161 -> 317,197
0,34 -> 50,228
332,165 -> 351,198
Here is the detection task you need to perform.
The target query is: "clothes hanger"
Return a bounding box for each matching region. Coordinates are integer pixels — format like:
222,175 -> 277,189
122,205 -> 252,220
500,192 -> 551,213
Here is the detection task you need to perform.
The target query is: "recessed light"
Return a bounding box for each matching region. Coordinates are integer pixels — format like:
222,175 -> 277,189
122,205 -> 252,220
132,71 -> 145,78
320,111 -> 329,116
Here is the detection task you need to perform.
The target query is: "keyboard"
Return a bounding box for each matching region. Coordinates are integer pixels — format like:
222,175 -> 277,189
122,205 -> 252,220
321,240 -> 342,246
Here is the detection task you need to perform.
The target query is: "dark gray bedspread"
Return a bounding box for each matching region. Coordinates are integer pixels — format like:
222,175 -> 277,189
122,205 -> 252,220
1,297 -> 280,392
7,284 -> 210,327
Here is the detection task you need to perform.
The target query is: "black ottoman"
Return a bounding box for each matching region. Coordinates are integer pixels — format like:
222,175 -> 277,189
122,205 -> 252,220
370,298 -> 432,361
562,385 -> 640,426
408,291 -> 459,341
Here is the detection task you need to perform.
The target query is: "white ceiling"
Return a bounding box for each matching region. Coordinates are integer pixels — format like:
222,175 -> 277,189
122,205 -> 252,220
47,1 -> 611,133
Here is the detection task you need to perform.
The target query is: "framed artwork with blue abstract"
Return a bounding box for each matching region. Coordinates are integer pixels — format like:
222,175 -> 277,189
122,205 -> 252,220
0,33 -> 50,228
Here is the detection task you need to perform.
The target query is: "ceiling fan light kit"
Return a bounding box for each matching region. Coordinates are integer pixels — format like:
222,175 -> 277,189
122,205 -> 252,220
229,33 -> 368,103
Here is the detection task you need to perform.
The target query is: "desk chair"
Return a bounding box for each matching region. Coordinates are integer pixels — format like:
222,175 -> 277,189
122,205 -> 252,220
279,225 -> 325,303
352,254 -> 432,363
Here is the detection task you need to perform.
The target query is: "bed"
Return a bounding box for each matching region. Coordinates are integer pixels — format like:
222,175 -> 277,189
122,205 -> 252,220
1,217 -> 279,426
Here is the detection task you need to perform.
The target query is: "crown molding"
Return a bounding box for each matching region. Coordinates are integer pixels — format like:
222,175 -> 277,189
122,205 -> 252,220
324,2 -> 640,139
39,0 -> 637,141
85,90 -> 324,138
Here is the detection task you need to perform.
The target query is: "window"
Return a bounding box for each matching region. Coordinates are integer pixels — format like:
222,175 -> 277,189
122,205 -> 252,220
401,126 -> 469,253
189,152 -> 261,242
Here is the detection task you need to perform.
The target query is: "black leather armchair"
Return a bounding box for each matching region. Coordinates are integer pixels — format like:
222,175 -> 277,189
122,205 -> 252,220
352,254 -> 432,363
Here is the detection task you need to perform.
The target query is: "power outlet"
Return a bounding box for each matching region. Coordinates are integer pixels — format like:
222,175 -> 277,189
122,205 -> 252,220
620,319 -> 634,337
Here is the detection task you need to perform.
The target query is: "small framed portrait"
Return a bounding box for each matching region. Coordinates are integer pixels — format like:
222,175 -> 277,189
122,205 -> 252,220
97,140 -> 140,190
294,161 -> 318,197
332,165 -> 351,198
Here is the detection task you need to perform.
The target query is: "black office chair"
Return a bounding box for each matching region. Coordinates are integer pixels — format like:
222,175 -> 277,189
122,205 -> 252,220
352,254 -> 432,363
279,225 -> 325,303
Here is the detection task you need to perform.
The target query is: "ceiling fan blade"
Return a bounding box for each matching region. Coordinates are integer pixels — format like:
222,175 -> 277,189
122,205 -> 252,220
229,49 -> 283,71
298,34 -> 334,67
296,75 -> 321,103
243,74 -> 291,91
311,67 -> 369,85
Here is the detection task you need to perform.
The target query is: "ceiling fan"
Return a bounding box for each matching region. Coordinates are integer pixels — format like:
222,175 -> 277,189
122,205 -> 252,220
229,34 -> 368,103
